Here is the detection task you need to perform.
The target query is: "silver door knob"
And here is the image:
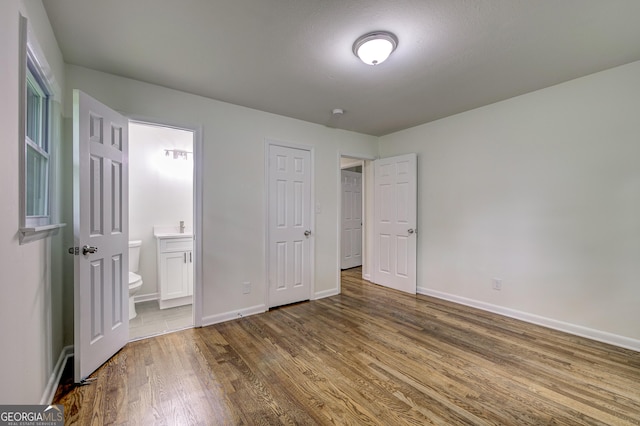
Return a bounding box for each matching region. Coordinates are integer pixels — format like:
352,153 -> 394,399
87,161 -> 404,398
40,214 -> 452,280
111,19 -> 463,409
82,245 -> 98,255
407,229 -> 415,235
304,230 -> 312,237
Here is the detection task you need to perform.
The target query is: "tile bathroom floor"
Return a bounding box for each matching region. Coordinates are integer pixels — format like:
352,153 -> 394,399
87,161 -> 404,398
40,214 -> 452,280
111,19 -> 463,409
129,301 -> 193,340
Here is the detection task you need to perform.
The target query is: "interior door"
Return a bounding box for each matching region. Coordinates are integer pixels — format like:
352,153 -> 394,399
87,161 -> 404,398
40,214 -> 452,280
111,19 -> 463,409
341,170 -> 363,269
73,90 -> 129,383
268,144 -> 312,308
373,153 -> 417,294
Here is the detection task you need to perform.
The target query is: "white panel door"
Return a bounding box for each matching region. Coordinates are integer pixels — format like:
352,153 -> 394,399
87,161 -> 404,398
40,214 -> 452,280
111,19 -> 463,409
268,144 -> 312,308
341,170 -> 363,269
373,153 -> 417,294
73,90 -> 129,383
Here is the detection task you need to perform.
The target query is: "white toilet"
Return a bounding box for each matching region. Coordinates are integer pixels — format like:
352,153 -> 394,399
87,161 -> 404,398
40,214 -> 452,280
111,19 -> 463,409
128,240 -> 144,320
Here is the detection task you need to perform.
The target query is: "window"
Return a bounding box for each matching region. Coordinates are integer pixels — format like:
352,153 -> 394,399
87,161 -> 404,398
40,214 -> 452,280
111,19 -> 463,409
18,14 -> 64,243
25,60 -> 51,222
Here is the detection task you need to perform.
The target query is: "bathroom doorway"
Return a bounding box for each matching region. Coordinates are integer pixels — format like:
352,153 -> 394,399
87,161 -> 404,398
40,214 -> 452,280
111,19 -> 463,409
128,121 -> 199,340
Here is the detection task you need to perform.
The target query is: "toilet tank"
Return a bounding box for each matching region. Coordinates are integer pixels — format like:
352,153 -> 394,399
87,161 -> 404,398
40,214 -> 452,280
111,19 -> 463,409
128,240 -> 142,272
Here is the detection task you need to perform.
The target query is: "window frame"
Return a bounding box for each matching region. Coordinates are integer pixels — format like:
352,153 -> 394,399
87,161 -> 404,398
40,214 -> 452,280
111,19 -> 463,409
18,14 -> 65,243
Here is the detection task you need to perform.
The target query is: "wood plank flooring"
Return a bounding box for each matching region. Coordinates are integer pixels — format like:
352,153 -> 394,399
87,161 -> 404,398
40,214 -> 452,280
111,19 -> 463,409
53,268 -> 640,425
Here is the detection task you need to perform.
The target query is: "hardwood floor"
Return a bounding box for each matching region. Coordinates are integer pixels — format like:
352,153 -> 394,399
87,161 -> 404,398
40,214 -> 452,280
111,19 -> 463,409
54,268 -> 640,425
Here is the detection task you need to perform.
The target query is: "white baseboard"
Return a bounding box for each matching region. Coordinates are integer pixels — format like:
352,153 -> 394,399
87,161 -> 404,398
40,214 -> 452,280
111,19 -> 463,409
159,295 -> 192,310
201,304 -> 267,327
314,288 -> 339,300
135,292 -> 159,303
40,345 -> 73,405
419,287 -> 640,352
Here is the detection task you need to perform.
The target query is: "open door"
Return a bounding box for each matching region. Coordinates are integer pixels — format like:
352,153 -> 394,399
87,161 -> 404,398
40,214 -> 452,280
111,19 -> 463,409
341,169 -> 363,269
372,153 -> 417,294
73,90 -> 129,383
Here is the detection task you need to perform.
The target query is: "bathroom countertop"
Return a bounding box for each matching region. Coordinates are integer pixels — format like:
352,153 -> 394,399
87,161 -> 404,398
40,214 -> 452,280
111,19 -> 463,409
154,232 -> 193,239
153,226 -> 194,239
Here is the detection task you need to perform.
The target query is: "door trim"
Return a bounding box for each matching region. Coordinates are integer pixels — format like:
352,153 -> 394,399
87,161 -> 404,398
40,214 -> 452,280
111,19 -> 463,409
264,139 -> 315,307
128,116 -> 204,327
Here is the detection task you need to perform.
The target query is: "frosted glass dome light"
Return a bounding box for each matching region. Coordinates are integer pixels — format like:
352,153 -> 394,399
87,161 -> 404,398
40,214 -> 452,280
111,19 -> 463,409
353,31 -> 398,65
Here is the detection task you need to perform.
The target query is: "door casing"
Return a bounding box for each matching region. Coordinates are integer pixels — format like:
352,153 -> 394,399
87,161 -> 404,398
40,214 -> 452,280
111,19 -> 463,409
337,154 -> 375,290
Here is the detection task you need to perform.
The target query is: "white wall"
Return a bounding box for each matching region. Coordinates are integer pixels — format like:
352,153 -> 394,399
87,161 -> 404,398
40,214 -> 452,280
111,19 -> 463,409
129,122 -> 193,298
0,0 -> 66,404
64,64 -> 378,326
379,60 -> 640,347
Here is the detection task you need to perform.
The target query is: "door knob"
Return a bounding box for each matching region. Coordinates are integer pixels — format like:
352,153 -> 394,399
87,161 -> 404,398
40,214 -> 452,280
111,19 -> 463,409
407,228 -> 415,235
82,245 -> 98,255
304,230 -> 312,237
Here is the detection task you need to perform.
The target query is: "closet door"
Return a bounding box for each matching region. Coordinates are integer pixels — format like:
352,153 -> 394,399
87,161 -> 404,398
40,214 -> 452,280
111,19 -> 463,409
267,143 -> 313,308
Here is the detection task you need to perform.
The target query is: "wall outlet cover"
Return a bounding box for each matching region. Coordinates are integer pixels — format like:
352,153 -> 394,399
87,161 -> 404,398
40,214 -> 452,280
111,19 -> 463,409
493,279 -> 502,291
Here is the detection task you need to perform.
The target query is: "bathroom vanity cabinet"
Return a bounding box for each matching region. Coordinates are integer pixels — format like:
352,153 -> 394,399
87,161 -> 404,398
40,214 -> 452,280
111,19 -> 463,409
156,235 -> 193,309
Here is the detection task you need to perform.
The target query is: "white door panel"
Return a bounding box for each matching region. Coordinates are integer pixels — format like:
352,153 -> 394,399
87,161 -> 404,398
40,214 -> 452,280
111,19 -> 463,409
341,170 -> 362,269
373,153 -> 417,294
268,144 -> 312,307
73,90 -> 129,383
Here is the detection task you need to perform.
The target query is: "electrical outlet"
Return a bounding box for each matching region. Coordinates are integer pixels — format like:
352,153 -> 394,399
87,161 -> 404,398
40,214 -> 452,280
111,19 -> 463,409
493,278 -> 502,291
242,281 -> 251,294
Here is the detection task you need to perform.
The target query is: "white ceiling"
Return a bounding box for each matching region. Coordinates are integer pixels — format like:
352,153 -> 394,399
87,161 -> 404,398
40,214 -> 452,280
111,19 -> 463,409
43,0 -> 640,136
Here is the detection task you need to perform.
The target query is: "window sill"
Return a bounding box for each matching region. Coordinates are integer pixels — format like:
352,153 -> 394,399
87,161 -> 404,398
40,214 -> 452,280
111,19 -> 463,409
19,223 -> 66,244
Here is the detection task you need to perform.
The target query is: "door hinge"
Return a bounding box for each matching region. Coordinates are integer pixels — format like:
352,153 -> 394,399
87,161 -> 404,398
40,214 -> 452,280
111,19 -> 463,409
68,247 -> 80,255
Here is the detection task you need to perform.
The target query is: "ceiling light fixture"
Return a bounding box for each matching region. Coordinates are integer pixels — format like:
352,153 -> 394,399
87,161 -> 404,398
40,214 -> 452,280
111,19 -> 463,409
352,31 -> 398,65
164,149 -> 191,160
